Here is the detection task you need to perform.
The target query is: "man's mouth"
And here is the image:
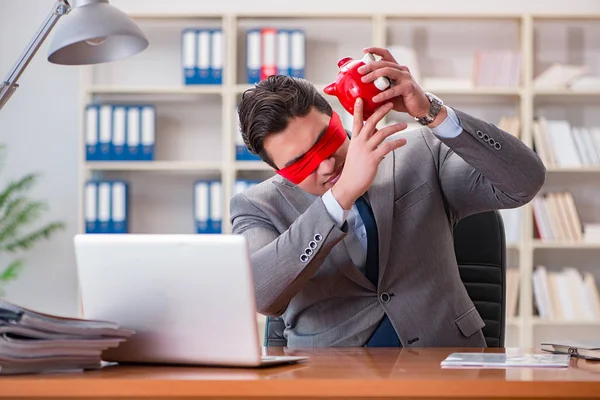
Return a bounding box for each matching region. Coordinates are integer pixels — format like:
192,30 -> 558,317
325,164 -> 344,185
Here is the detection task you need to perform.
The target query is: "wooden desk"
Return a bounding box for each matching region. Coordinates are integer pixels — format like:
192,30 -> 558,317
1,347 -> 599,399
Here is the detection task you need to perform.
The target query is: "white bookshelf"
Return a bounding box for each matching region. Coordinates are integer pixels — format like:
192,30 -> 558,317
78,12 -> 600,349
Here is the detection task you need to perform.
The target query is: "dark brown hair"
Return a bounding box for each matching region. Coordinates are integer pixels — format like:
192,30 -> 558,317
238,75 -> 333,169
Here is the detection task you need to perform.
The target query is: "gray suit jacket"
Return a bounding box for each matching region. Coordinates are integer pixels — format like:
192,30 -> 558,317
230,109 -> 545,348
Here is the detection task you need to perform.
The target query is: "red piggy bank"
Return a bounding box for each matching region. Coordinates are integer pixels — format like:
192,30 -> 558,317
323,53 -> 391,120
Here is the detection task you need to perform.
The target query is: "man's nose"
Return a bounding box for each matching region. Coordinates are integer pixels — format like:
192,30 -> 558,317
317,156 -> 336,175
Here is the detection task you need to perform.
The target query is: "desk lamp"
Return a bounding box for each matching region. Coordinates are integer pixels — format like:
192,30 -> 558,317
0,0 -> 149,111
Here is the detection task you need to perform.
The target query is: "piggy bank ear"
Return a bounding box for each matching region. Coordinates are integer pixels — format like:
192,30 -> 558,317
337,57 -> 353,68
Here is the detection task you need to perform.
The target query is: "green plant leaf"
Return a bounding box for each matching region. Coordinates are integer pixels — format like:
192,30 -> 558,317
0,259 -> 24,282
0,196 -> 27,226
0,200 -> 47,246
3,222 -> 65,253
0,147 -> 64,286
0,173 -> 38,211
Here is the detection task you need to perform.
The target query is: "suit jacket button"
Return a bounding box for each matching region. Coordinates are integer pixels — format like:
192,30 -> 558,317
300,254 -> 309,263
408,337 -> 420,345
309,240 -> 317,249
477,130 -> 484,138
314,234 -> 323,242
380,292 -> 391,303
495,142 -> 502,150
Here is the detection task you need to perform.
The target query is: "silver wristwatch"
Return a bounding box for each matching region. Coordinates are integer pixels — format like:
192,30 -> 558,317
415,92 -> 444,125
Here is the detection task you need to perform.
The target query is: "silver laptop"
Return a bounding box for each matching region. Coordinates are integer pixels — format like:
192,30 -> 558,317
73,233 -> 307,367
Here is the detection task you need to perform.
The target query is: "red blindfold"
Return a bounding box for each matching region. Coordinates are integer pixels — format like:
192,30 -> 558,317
276,111 -> 347,185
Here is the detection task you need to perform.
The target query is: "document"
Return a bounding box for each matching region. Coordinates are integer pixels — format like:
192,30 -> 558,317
441,352 -> 570,368
0,299 -> 133,375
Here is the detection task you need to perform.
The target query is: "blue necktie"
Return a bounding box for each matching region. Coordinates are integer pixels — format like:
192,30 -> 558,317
355,196 -> 402,347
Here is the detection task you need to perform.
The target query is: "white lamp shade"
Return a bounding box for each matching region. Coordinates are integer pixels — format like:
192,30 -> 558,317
47,0 -> 148,65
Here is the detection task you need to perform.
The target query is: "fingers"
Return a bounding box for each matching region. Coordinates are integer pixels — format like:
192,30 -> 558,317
358,60 -> 409,78
362,102 -> 393,136
373,137 -> 408,160
363,47 -> 398,63
360,66 -> 409,86
368,122 -> 408,149
352,98 -> 364,138
372,77 -> 415,103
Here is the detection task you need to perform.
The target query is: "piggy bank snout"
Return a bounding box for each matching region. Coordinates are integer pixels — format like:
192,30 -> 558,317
323,82 -> 337,96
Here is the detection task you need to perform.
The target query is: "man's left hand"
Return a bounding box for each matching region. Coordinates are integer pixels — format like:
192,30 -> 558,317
358,47 -> 433,121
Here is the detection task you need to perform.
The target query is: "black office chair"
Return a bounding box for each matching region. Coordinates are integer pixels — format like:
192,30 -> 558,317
264,210 -> 507,348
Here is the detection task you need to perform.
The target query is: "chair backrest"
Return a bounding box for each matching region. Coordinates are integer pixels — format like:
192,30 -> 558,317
265,210 -> 507,348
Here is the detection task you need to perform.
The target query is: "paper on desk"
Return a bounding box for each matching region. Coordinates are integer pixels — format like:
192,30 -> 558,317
440,352 -> 570,369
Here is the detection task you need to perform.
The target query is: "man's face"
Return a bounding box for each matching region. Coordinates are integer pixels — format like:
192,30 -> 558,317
263,107 -> 350,196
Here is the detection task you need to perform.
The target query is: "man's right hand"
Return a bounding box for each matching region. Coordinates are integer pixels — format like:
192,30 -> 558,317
331,98 -> 408,210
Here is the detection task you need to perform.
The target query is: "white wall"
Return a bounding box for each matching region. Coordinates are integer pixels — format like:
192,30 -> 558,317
0,1 -> 81,316
0,0 -> 599,317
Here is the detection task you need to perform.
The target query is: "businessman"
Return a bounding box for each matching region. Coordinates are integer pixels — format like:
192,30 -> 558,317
231,47 -> 546,348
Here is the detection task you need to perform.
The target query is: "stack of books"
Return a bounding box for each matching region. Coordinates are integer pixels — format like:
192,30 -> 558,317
532,191 -> 582,241
532,117 -> 600,169
532,266 -> 600,322
0,299 -> 133,375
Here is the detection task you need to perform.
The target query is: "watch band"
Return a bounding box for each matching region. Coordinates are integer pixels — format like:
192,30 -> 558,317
416,92 -> 443,125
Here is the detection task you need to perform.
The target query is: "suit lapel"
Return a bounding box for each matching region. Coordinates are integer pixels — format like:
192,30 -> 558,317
272,178 -> 315,216
330,240 -> 376,291
273,178 -> 376,291
366,153 -> 395,285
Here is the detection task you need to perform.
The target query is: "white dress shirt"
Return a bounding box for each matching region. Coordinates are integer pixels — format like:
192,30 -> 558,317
321,106 -> 464,271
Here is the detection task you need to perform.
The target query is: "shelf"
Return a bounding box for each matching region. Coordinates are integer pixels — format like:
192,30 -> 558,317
88,85 -> 224,95
129,13 -> 225,20
385,13 -> 524,20
532,240 -> 600,250
423,87 -> 522,96
123,12 -> 599,21
235,84 -> 522,97
532,318 -> 600,326
534,89 -> 600,97
85,161 -> 223,172
235,83 -> 328,94
75,10 -> 600,351
532,14 -> 600,20
235,161 -> 272,171
546,166 -> 600,173
235,12 -> 374,19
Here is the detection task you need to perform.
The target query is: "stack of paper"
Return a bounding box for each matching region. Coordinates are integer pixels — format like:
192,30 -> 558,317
441,352 -> 570,369
0,299 -> 133,375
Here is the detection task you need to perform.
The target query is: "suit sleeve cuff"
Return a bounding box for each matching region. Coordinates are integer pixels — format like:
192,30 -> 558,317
430,106 -> 463,138
321,189 -> 350,229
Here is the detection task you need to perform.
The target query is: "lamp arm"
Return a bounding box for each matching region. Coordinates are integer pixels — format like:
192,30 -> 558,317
0,0 -> 72,111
